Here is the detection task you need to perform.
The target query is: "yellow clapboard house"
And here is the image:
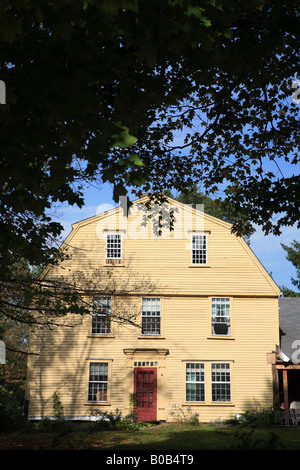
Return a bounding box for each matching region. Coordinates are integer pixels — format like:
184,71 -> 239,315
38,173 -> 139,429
25,195 -> 280,423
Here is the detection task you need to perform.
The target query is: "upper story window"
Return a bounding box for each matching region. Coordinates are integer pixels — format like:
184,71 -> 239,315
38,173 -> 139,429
191,234 -> 207,264
142,298 -> 161,335
106,233 -> 122,260
211,298 -> 231,336
92,296 -> 111,334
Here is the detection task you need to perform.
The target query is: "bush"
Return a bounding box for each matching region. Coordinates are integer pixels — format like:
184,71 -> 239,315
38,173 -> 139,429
231,428 -> 284,450
35,392 -> 69,433
90,408 -> 154,431
37,417 -> 70,433
169,405 -> 200,425
239,407 -> 280,428
91,408 -> 123,430
0,385 -> 27,432
52,392 -> 64,419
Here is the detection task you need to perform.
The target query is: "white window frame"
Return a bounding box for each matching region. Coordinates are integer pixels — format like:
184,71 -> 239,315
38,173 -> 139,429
88,362 -> 109,403
185,362 -> 205,403
211,363 -> 231,402
142,298 -> 161,336
211,298 -> 231,336
191,233 -> 207,265
92,297 -> 112,335
106,233 -> 122,260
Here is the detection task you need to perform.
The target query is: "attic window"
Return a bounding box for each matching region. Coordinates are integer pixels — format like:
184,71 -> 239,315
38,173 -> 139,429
106,233 -> 122,260
191,234 -> 207,264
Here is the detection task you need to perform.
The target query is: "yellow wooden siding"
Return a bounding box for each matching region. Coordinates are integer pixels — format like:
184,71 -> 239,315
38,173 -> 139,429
26,198 -> 279,422
26,295 -> 278,421
48,200 -> 278,297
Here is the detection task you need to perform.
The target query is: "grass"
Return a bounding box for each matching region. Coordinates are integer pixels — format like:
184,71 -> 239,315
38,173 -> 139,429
1,422 -> 300,450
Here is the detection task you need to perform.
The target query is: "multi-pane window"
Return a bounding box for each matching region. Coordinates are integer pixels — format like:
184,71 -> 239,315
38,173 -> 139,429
92,297 -> 111,334
186,363 -> 205,402
88,362 -> 108,402
106,233 -> 122,259
142,298 -> 161,335
191,234 -> 207,264
211,363 -> 231,402
211,298 -> 231,336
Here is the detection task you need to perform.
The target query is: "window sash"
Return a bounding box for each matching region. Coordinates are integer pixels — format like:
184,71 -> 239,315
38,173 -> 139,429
211,363 -> 231,402
186,363 -> 205,402
142,298 -> 161,335
211,298 -> 230,335
92,297 -> 111,334
88,362 -> 108,402
191,234 -> 207,264
106,233 -> 122,259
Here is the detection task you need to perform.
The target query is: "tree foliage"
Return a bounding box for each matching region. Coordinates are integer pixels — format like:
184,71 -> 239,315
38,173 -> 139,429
172,185 -> 245,224
0,315 -> 29,391
0,255 -> 158,360
1,0 -> 299,276
123,1 -> 300,237
168,185 -> 252,243
281,240 -> 300,297
0,1 -> 300,351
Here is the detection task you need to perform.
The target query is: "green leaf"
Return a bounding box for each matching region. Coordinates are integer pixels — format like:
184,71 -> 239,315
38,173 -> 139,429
128,154 -> 145,166
117,158 -> 127,167
111,123 -> 137,148
185,7 -> 211,27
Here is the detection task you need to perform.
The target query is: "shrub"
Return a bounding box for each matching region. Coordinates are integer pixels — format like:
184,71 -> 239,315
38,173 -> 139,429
239,407 -> 280,428
52,392 -> 64,419
0,385 -> 27,432
90,408 -> 153,431
231,428 -> 284,450
36,392 -> 69,433
91,408 -> 123,430
169,404 -> 200,425
124,393 -> 138,422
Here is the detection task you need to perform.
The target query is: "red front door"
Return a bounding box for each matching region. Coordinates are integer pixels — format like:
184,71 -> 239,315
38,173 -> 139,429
134,368 -> 157,421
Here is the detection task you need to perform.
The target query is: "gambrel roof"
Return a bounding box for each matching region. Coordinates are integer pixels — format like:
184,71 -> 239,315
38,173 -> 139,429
42,195 -> 280,297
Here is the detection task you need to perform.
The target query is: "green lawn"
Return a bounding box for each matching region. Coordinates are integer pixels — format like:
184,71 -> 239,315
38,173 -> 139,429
1,423 -> 300,450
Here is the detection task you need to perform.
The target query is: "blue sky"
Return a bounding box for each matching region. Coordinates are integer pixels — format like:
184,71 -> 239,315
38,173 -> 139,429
54,181 -> 299,293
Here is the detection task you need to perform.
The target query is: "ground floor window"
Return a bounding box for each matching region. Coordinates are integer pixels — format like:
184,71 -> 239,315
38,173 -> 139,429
186,362 -> 205,402
88,362 -> 108,402
183,360 -> 232,404
211,363 -> 231,402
